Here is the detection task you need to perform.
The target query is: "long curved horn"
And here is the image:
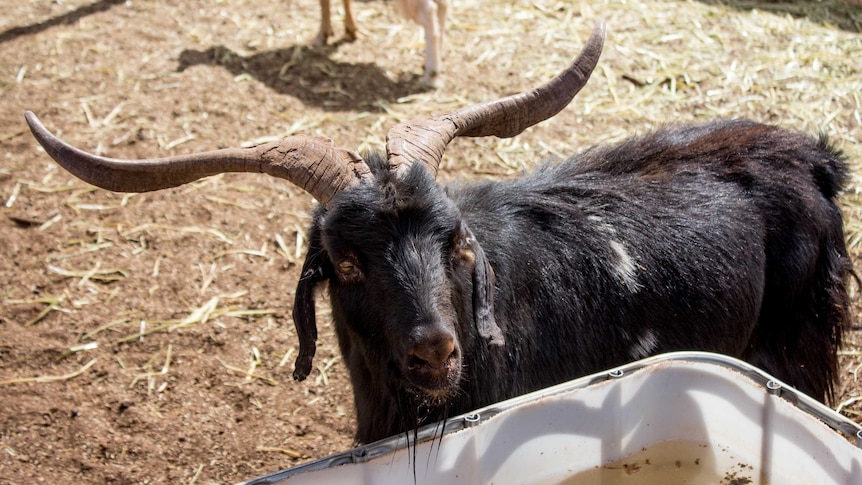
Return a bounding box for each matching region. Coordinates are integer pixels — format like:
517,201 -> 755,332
24,111 -> 370,208
386,19 -> 606,177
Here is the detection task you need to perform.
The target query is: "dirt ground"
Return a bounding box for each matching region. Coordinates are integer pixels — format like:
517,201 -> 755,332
0,0 -> 860,483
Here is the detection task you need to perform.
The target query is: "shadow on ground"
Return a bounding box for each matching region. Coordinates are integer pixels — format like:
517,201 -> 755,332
0,0 -> 126,44
178,43 -> 427,111
695,0 -> 861,33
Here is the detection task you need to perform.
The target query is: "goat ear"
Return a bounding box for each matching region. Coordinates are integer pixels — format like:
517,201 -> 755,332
292,224 -> 330,381
460,224 -> 505,347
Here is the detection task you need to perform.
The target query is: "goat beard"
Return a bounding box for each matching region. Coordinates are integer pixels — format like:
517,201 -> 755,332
396,395 -> 453,484
400,376 -> 463,435
405,365 -> 463,409
401,389 -> 453,431
386,360 -> 463,437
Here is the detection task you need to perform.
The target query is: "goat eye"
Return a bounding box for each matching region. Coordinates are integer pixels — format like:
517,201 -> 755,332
457,245 -> 476,266
336,259 -> 363,283
451,235 -> 476,267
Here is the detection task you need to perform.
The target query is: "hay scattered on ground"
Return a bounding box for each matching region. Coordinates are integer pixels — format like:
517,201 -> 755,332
0,0 -> 860,483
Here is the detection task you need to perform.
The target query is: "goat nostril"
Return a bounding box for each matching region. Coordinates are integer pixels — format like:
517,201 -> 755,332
407,354 -> 428,370
409,338 -> 457,370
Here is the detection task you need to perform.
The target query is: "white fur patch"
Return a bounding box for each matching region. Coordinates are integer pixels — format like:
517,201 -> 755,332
609,239 -> 641,292
630,329 -> 659,359
590,215 -> 617,235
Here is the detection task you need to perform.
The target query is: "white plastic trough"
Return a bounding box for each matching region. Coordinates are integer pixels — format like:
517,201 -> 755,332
240,352 -> 862,485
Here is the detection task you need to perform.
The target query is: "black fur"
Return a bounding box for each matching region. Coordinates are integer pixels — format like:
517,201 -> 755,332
294,119 -> 852,444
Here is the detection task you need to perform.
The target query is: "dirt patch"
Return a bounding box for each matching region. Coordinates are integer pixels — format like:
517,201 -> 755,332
1,0 -> 861,483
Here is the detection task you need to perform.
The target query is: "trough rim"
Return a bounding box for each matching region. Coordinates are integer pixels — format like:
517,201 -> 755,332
239,351 -> 862,485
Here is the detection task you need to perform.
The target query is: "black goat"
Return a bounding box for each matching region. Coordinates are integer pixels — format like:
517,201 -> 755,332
295,120 -> 851,442
24,22 -> 851,445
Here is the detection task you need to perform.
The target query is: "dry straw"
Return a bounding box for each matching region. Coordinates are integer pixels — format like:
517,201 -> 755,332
0,359 -> 98,386
1,0 -> 861,454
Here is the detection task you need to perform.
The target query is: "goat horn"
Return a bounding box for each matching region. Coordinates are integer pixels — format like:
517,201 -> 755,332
386,19 -> 606,177
24,111 -> 370,208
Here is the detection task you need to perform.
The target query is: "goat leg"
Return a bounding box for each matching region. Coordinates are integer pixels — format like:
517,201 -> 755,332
314,0 -> 334,46
416,0 -> 443,87
315,0 -> 358,46
342,0 -> 358,41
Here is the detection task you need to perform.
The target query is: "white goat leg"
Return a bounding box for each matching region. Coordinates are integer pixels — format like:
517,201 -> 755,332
414,0 -> 444,86
317,0 -> 447,83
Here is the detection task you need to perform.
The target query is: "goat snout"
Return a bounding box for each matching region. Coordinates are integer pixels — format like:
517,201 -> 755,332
408,334 -> 457,370
405,332 -> 460,393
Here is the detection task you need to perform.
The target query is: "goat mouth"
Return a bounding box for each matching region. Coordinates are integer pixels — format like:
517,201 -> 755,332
404,357 -> 461,402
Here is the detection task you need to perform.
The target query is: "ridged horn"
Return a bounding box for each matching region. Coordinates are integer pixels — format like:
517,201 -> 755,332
386,20 -> 606,177
24,111 -> 370,208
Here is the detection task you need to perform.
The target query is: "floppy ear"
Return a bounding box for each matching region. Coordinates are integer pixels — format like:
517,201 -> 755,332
459,224 -> 505,346
292,222 -> 331,381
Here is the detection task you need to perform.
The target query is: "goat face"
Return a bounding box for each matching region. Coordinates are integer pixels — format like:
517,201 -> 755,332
294,158 -> 499,405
